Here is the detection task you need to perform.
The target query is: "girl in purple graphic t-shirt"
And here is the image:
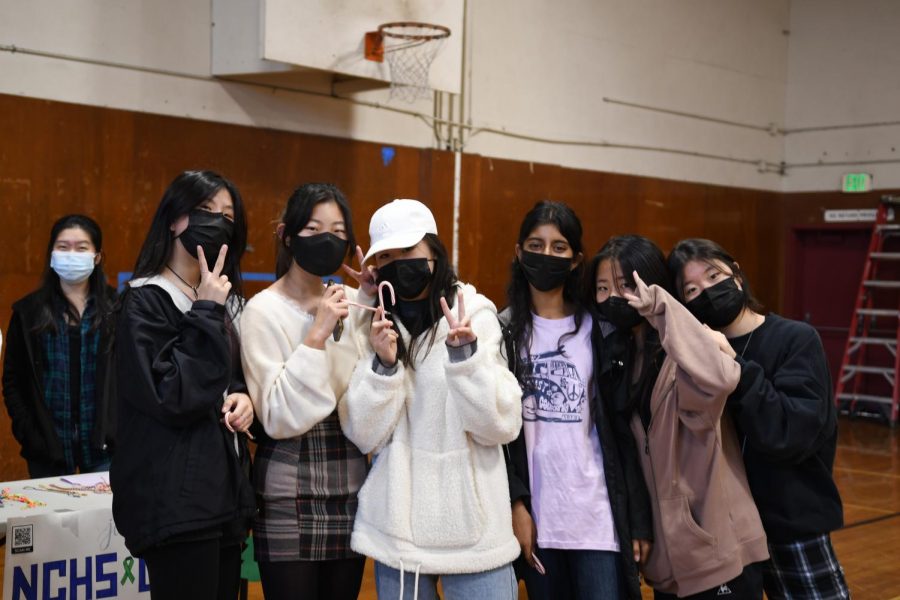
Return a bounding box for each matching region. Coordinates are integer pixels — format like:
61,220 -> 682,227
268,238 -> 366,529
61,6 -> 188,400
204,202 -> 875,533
500,200 -> 651,600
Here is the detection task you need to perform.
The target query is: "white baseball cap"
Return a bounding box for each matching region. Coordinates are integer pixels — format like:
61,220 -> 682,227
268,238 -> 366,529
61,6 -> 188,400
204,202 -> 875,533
363,199 -> 438,264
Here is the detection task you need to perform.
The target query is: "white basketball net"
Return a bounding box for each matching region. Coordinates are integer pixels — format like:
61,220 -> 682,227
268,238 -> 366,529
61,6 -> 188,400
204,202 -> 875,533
382,24 -> 448,102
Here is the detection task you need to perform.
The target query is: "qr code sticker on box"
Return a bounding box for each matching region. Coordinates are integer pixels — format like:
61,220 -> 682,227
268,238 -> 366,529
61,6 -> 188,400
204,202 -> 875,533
11,524 -> 34,554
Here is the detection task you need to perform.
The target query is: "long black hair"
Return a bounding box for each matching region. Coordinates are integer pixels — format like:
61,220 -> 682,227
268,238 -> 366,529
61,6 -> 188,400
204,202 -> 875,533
503,200 -> 585,378
589,235 -> 671,415
275,183 -> 356,278
392,233 -> 459,368
130,170 -> 247,304
667,238 -> 764,312
32,214 -> 111,335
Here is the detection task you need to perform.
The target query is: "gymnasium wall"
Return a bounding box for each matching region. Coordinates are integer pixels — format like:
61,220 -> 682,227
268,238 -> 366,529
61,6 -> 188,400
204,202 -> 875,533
1,93 -> 887,479
783,0 -> 900,191
0,0 -> 790,191
462,0 -> 788,190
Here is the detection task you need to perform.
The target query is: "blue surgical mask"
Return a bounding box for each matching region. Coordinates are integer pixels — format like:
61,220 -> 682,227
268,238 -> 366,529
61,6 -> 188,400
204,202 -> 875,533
51,251 -> 96,284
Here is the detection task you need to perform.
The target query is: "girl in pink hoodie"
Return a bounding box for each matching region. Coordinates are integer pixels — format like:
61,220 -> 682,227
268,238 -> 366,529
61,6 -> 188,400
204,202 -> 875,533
591,235 -> 768,599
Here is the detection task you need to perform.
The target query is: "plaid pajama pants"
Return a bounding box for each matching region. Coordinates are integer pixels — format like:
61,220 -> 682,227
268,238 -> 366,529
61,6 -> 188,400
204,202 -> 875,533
763,534 -> 850,600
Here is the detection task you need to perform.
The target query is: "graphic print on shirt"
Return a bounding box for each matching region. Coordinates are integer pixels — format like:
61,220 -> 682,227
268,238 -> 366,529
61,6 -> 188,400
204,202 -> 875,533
522,348 -> 585,423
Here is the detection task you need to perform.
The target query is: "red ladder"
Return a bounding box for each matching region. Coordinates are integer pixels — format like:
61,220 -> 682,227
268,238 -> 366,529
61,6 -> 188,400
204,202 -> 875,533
835,195 -> 900,424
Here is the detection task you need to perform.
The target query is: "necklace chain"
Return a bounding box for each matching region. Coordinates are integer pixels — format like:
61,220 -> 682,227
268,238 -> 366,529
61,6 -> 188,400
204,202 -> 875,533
740,327 -> 755,358
167,265 -> 199,299
738,324 -> 757,457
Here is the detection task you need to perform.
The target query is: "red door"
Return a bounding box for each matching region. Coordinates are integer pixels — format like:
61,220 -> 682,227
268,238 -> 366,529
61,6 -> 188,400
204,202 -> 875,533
785,226 -> 872,385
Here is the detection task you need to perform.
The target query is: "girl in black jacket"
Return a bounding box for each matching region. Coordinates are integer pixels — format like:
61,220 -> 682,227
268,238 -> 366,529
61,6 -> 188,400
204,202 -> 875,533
501,201 -> 651,600
110,171 -> 256,600
3,214 -> 116,477
668,238 -> 848,600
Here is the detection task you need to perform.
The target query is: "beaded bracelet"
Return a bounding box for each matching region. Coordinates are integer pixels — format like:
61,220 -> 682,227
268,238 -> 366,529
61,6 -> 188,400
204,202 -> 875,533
53,482 -> 112,495
1,487 -> 47,508
24,485 -> 87,498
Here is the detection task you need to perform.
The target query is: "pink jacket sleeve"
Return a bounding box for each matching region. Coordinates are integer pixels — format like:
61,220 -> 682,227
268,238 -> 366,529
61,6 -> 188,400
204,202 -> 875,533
639,284 -> 741,420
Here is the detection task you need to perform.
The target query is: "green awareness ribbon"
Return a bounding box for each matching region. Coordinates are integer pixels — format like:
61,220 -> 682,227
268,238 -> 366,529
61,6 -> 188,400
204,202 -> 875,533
121,556 -> 136,585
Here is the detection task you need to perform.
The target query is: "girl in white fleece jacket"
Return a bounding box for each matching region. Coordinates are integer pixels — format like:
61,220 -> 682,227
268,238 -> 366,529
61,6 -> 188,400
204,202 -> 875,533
340,199 -> 523,600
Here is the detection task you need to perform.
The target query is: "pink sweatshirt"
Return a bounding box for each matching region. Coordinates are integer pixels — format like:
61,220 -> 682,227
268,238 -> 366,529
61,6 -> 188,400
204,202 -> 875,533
630,284 -> 769,597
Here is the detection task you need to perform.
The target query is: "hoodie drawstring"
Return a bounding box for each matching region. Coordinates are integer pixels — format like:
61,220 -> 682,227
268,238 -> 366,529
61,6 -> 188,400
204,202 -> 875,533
397,560 -> 422,600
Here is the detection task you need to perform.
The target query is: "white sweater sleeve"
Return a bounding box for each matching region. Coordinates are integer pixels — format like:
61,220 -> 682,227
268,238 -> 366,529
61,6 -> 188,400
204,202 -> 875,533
241,301 -> 338,439
445,305 -> 523,446
339,353 -> 407,454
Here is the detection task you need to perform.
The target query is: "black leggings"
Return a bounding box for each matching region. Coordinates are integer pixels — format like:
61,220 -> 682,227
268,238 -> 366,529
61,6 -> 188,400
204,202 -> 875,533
258,557 -> 366,600
143,538 -> 242,600
653,562 -> 764,600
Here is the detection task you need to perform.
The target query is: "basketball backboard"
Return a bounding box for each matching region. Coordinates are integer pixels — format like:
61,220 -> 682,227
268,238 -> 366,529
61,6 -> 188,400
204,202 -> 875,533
212,0 -> 463,95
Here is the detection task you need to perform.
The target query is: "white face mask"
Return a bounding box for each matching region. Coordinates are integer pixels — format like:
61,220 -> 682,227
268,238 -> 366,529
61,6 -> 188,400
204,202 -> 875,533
50,251 -> 96,284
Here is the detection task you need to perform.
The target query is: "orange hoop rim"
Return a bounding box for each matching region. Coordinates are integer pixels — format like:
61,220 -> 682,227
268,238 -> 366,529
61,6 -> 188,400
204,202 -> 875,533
377,22 -> 451,41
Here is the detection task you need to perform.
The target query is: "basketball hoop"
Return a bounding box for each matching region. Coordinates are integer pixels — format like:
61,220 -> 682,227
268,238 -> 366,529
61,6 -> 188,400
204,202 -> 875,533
364,22 -> 451,102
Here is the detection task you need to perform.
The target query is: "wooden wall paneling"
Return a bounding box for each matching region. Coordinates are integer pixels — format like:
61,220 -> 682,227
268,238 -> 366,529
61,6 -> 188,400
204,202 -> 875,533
736,189 -> 773,313
454,152 -> 484,287
455,155 -> 782,309
119,111 -> 435,298
458,155 -> 564,306
412,148 -> 455,263
752,191 -> 783,313
2,91 -> 899,485
632,178 -> 702,252
457,158 -> 781,314
0,95 -> 442,479
696,185 -> 781,313
0,97 -> 117,479
555,169 -> 640,256
95,108 -> 137,287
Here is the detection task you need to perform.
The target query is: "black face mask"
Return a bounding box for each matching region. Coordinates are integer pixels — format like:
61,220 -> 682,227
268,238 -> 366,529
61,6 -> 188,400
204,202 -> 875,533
519,251 -> 573,292
392,297 -> 436,338
178,210 -> 235,270
289,232 -> 348,277
377,258 -> 434,299
596,296 -> 643,330
685,278 -> 745,328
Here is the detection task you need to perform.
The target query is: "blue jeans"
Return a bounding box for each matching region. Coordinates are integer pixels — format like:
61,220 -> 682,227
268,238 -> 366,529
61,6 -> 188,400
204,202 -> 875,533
521,549 -> 622,600
375,561 -> 518,600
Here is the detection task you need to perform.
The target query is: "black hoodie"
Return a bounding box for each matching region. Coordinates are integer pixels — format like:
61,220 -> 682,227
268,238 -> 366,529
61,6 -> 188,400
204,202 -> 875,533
727,314 -> 843,543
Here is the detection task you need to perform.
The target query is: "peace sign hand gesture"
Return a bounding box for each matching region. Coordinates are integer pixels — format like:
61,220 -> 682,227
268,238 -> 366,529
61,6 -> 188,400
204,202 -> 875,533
196,244 -> 231,305
342,245 -> 378,296
440,291 -> 476,347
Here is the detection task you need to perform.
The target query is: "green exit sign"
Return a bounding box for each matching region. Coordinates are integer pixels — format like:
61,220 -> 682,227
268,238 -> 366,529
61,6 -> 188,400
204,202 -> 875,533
842,172 -> 872,193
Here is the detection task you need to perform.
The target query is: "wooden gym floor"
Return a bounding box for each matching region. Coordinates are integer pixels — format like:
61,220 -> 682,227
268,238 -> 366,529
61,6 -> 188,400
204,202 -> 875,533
1,417 -> 897,598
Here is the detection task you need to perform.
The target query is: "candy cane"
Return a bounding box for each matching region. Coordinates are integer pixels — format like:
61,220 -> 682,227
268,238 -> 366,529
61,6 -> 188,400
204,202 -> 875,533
378,280 -> 396,318
345,280 -> 396,320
